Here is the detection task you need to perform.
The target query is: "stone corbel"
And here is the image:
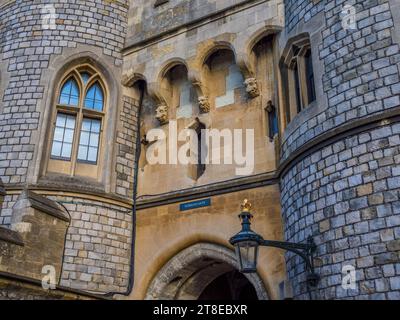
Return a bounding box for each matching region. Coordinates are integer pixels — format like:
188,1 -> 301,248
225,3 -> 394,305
244,77 -> 260,99
155,104 -> 169,125
235,50 -> 260,99
194,80 -> 211,113
198,96 -> 211,113
235,50 -> 254,80
147,82 -> 170,126
188,69 -> 211,114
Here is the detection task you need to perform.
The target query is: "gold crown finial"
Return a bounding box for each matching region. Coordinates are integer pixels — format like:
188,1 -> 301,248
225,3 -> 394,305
241,199 -> 252,212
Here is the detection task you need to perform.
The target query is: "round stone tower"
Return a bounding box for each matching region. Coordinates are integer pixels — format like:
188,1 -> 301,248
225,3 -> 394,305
0,0 -> 137,294
280,0 -> 400,299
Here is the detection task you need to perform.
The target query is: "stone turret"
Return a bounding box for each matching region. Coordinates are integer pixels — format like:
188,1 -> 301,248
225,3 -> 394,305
0,0 -> 134,294
280,0 -> 400,299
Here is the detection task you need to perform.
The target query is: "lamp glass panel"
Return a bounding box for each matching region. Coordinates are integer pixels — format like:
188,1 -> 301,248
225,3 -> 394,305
236,241 -> 259,272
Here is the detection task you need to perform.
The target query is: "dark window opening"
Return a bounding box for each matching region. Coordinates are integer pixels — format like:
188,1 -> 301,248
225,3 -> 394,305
305,49 -> 316,104
266,102 -> 279,139
197,121 -> 206,179
293,62 -> 302,113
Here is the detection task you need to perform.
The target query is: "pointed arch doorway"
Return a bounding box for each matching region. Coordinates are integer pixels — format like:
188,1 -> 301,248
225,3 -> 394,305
145,243 -> 268,300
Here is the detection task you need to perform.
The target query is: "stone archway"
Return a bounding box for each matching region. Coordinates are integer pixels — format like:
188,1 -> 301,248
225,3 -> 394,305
145,243 -> 268,300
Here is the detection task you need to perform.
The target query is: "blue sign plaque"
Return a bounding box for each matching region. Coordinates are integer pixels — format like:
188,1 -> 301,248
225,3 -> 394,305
180,199 -> 211,211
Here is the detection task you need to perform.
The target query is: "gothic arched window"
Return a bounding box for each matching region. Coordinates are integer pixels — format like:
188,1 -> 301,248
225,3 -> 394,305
49,66 -> 106,176
84,82 -> 104,111
281,35 -> 316,123
59,78 -> 80,106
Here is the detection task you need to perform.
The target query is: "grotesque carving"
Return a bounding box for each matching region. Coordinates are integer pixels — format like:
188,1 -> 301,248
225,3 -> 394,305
198,96 -> 211,113
155,105 -> 169,125
244,78 -> 260,99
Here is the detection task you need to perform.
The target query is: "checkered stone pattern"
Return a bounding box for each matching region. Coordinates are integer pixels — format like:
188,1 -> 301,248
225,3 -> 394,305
50,196 -> 132,293
281,122 -> 400,300
115,96 -> 139,198
281,0 -> 400,162
0,0 -> 128,188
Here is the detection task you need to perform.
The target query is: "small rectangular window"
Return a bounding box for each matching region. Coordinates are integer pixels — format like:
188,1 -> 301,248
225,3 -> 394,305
305,50 -> 316,104
77,118 -> 101,164
51,113 -> 76,160
293,63 -> 302,113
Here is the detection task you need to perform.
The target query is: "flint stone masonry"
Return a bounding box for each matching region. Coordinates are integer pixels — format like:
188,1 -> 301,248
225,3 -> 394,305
281,0 -> 400,162
281,122 -> 400,299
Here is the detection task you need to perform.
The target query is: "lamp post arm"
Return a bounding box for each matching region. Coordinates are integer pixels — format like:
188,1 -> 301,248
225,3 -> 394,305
261,239 -> 315,273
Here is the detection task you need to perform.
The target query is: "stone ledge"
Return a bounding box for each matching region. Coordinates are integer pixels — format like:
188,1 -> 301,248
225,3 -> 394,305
137,171 -> 278,209
15,190 -> 70,223
279,109 -> 400,177
0,271 -> 107,300
0,226 -> 23,246
38,174 -> 106,195
0,0 -> 15,9
5,184 -> 132,207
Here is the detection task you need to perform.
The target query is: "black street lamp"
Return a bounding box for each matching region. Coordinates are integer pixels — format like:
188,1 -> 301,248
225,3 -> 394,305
230,200 -> 320,287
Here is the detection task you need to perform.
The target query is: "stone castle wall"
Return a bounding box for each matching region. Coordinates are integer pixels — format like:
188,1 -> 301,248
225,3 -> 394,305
50,195 -> 132,292
0,0 -> 135,294
280,0 -> 400,299
0,0 -> 128,185
281,0 -> 400,161
282,121 -> 400,299
1,0 -> 400,300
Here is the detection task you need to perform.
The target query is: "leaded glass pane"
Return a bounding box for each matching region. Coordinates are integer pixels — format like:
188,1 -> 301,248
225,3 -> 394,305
81,72 -> 91,84
61,143 -> 72,158
77,118 -> 101,163
84,82 -> 104,111
59,78 -> 79,106
51,113 -> 76,159
51,141 -> 62,157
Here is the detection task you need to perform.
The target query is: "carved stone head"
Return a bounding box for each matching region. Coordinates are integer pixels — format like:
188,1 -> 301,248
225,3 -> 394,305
198,96 -> 210,113
244,78 -> 260,99
155,105 -> 169,125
